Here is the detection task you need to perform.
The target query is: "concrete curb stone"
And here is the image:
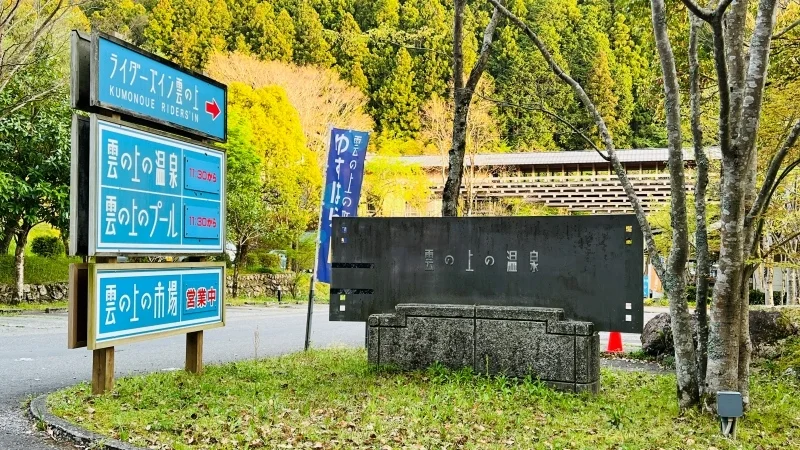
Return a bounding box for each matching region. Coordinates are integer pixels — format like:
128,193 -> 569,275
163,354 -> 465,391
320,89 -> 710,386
29,393 -> 147,450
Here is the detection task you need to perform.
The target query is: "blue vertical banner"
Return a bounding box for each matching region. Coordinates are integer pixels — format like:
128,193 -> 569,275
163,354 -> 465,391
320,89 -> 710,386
316,128 -> 370,283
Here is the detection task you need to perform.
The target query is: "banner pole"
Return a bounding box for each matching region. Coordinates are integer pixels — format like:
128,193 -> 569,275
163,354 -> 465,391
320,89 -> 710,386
304,125 -> 332,351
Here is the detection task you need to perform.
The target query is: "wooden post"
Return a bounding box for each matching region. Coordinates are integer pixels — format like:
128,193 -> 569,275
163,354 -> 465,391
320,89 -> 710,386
92,256 -> 116,395
186,330 -> 203,374
92,346 -> 114,394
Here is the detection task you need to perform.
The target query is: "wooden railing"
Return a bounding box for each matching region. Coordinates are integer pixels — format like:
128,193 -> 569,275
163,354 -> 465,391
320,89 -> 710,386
429,172 -> 697,214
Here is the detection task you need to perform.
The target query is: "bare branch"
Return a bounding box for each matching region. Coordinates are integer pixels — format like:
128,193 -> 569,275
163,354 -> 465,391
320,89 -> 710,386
465,7 -> 502,92
710,18 -> 733,157
763,230 -> 800,260
737,0 -> 779,160
0,81 -> 65,119
452,0 -> 466,92
0,0 -> 67,97
680,0 -> 713,22
774,17 -> 800,39
0,0 -> 23,31
473,91 -> 609,160
487,0 -> 665,279
749,120 -> 800,222
714,0 -> 736,16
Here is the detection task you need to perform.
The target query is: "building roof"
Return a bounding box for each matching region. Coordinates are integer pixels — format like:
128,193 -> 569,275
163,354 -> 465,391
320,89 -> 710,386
394,147 -> 722,168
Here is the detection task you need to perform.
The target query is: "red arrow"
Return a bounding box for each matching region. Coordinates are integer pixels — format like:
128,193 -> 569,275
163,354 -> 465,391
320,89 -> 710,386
205,98 -> 221,120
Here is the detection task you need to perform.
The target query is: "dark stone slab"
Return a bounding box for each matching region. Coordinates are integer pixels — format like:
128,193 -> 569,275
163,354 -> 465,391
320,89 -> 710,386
576,381 -> 600,394
331,216 -> 643,333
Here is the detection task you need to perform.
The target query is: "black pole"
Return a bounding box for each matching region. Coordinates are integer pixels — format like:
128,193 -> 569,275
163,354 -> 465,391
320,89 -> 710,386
304,272 -> 315,350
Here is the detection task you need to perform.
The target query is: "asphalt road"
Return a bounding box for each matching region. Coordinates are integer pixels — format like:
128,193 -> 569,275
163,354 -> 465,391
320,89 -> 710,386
0,305 -> 656,449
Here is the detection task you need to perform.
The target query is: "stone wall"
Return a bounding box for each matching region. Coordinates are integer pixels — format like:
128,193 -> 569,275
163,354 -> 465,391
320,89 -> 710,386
0,273 -> 298,304
368,304 -> 600,393
225,273 -> 297,298
0,283 -> 69,303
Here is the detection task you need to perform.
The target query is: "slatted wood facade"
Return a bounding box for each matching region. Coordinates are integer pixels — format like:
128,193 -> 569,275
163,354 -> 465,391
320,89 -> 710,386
398,148 -> 720,216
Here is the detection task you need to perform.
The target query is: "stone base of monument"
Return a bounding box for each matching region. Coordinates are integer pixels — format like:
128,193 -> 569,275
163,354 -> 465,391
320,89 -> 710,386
367,304 -> 600,393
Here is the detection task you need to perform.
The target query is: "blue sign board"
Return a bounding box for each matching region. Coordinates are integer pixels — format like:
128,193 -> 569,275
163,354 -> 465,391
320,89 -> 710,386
89,263 -> 224,349
92,33 -> 227,142
643,275 -> 650,298
90,116 -> 225,255
317,128 -> 370,283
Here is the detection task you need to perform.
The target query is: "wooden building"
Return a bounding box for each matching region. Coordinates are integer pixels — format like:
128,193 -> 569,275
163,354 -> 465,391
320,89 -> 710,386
397,147 -> 721,216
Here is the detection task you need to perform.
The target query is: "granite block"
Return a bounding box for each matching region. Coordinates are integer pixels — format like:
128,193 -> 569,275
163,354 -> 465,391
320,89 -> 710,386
475,319 -> 575,381
378,317 -> 474,370
475,306 -> 563,322
396,304 -> 475,318
368,304 -> 600,394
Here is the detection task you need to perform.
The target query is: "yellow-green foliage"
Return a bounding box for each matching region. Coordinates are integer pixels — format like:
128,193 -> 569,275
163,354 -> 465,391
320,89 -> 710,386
224,82 -> 321,247
363,155 -> 430,216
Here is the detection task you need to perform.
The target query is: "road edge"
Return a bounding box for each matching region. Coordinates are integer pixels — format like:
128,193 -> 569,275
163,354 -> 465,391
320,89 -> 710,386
29,393 -> 146,450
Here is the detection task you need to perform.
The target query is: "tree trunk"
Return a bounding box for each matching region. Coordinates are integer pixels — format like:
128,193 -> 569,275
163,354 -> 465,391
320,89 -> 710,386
753,265 -> 762,293
649,0 -> 699,410
791,269 -> 798,305
232,242 -> 249,298
0,220 -> 15,255
442,3 -> 500,217
13,225 -> 31,305
765,264 -> 774,306
783,267 -> 788,305
689,12 -> 710,392
705,156 -> 747,409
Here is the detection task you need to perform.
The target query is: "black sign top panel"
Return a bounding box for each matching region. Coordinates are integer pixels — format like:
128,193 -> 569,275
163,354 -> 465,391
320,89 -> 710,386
330,216 -> 644,333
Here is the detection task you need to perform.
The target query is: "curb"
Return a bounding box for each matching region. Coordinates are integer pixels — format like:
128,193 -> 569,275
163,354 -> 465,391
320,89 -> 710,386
29,394 -> 147,450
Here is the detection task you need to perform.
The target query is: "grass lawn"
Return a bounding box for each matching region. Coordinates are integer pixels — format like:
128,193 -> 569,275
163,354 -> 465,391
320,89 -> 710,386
0,300 -> 67,312
227,294 -> 329,307
48,348 -> 799,449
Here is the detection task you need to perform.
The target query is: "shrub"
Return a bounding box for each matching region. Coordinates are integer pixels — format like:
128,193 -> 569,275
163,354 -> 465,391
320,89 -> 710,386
685,284 -> 712,303
31,236 -> 64,258
262,253 -> 281,270
749,289 -> 766,305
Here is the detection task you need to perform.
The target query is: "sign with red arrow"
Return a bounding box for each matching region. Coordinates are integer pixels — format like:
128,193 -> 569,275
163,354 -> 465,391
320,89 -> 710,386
205,99 -> 221,121
92,32 -> 227,142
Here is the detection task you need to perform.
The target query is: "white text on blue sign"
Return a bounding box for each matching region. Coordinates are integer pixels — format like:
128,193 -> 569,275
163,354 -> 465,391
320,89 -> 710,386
94,265 -> 223,347
96,35 -> 226,141
94,118 -> 224,254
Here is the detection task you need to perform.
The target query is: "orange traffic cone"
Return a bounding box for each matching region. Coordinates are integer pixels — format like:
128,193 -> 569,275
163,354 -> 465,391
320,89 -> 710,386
606,331 -> 624,353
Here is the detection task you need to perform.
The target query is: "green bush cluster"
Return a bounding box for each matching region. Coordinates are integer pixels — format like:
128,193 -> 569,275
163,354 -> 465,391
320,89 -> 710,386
748,289 -> 784,305
30,236 -> 64,258
245,251 -> 283,273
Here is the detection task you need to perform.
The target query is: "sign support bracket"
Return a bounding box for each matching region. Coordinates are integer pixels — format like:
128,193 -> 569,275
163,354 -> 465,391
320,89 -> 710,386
92,255 -> 116,394
185,330 -> 203,374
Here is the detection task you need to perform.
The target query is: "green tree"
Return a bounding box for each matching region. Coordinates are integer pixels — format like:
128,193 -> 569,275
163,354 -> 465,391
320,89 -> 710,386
248,4 -> 294,62
227,81 -> 322,250
333,13 -> 369,91
293,2 -> 335,67
85,0 -> 149,45
372,47 -> 420,137
221,109 -> 268,297
0,66 -> 70,302
144,0 -> 231,70
362,156 -> 430,217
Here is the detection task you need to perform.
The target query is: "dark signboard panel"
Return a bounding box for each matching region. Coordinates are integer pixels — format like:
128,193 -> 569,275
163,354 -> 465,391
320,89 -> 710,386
330,216 -> 644,333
